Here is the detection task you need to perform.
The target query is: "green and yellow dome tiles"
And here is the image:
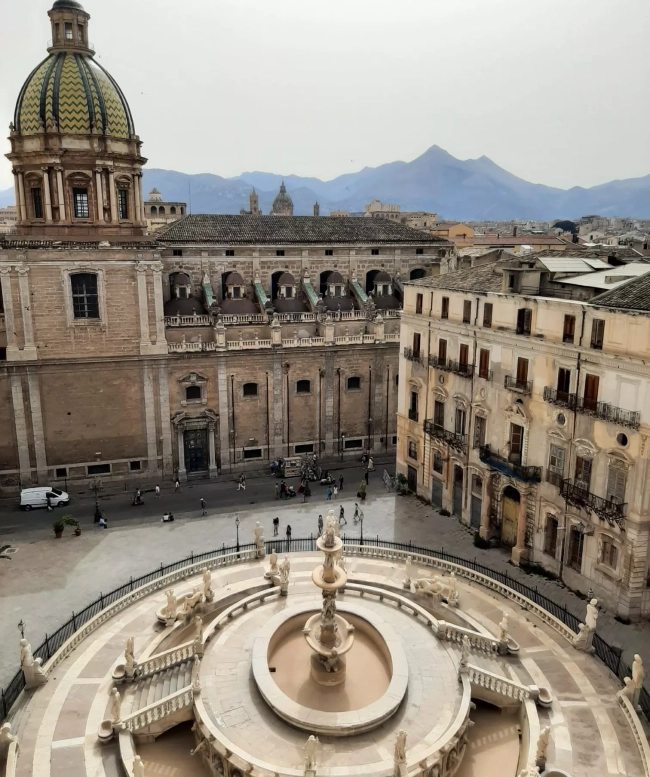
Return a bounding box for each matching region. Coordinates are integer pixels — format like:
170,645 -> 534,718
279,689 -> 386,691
14,52 -> 135,138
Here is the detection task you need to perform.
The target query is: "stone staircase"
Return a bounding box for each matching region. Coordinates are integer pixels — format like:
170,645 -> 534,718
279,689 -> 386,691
130,658 -> 194,713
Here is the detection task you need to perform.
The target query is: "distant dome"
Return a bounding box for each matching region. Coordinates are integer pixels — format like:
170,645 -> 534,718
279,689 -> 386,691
326,271 -> 345,285
374,271 -> 392,283
277,272 -> 295,285
14,52 -> 135,138
51,0 -> 85,9
148,188 -> 163,202
271,182 -> 293,216
224,271 -> 245,286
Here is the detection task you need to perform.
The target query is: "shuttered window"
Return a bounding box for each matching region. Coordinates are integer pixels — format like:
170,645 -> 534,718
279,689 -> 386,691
606,465 -> 627,504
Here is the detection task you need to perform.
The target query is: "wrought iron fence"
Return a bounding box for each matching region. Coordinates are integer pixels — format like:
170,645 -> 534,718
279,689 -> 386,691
2,535 -> 647,723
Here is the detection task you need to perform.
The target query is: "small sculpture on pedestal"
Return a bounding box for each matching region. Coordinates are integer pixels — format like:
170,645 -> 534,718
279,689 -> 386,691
535,726 -> 550,770
404,556 -> 413,589
499,612 -> 509,644
394,729 -> 407,775
20,638 -> 47,688
459,635 -> 470,675
111,688 -> 122,725
182,587 -> 203,616
124,637 -> 137,680
193,616 -> 204,656
0,722 -> 18,758
632,654 -> 645,708
164,590 -> 178,624
254,522 -> 265,559
279,556 -> 291,596
572,598 -> 598,652
265,552 -> 279,581
446,572 -> 459,607
585,598 -> 599,631
303,735 -> 320,774
202,568 -> 214,602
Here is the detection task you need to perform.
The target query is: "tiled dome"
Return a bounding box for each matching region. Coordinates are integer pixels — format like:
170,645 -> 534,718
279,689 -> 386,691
14,52 -> 135,138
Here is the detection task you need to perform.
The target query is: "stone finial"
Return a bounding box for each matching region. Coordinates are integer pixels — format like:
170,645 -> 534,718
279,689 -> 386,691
394,729 -> 407,767
499,612 -> 509,643
133,755 -> 146,777
404,556 -> 413,589
535,726 -> 550,769
111,688 -> 122,724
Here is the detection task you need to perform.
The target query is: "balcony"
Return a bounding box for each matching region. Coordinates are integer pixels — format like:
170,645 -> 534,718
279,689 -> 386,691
408,409 -> 419,422
476,367 -> 493,382
543,387 -> 576,410
424,421 -> 467,454
504,375 -> 532,394
576,398 -> 640,430
403,347 -> 423,364
428,356 -> 474,379
546,469 -> 564,488
560,479 -> 626,527
479,444 -> 541,482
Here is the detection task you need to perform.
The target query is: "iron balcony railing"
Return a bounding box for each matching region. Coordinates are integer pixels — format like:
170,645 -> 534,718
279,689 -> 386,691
428,356 -> 474,378
479,444 -> 542,483
576,398 -> 640,430
546,469 -> 564,488
560,479 -> 626,527
424,421 -> 468,454
504,375 -> 533,394
408,409 -> 419,422
403,347 -> 423,364
543,387 -> 576,409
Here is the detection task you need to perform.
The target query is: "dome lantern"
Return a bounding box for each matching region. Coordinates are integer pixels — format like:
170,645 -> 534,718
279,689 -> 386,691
47,0 -> 94,57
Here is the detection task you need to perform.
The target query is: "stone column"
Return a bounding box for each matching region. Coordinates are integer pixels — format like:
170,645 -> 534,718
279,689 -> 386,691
157,365 -> 173,476
17,172 -> 27,222
152,264 -> 166,346
373,315 -> 385,343
0,268 -> 18,358
17,265 -> 36,358
479,475 -> 492,541
55,167 -> 66,221
143,364 -> 158,473
10,374 -> 32,485
137,174 -> 146,223
216,356 -> 231,473
94,168 -> 105,222
324,353 -> 335,455
108,169 -> 118,223
208,423 -> 218,477
512,492 -> 528,566
177,427 -> 186,481
133,175 -> 142,225
41,167 -> 53,222
372,363 -> 384,452
26,372 -> 48,484
136,263 -> 151,349
12,171 -> 21,224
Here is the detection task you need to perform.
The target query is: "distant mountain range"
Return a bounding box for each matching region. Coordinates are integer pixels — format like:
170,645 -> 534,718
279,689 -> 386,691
1,145 -> 648,220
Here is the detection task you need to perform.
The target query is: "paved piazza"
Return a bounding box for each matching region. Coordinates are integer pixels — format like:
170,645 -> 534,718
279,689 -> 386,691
3,529 -> 648,777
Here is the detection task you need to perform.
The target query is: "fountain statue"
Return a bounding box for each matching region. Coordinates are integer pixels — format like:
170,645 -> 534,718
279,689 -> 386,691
302,509 -> 355,686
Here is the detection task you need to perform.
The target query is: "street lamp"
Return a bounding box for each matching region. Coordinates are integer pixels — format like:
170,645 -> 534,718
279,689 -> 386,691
91,478 -> 103,522
360,510 -> 364,546
340,433 -> 346,462
235,515 -> 240,552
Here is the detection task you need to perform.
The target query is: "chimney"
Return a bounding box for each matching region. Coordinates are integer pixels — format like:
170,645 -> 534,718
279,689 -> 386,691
513,226 -> 517,237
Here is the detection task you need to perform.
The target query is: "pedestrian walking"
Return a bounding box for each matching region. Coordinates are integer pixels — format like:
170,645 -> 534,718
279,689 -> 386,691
339,475 -> 344,491
155,484 -> 161,498
200,498 -> 207,516
238,474 -> 246,491
280,480 -> 287,499
333,485 -> 338,499
364,470 -> 369,485
318,514 -> 323,534
46,494 -> 53,512
174,478 -> 181,493
353,503 -> 359,523
273,516 -> 279,536
327,486 -> 332,501
303,482 -> 311,503
286,524 -> 292,541
339,505 -> 347,526
368,456 -> 374,471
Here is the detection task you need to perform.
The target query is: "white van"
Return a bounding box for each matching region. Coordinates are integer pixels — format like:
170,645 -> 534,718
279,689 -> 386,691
20,487 -> 70,511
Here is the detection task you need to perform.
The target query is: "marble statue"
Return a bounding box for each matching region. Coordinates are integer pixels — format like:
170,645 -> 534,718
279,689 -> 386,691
125,637 -> 136,679
111,688 -> 122,724
182,587 -> 203,614
517,766 -> 540,777
304,735 -> 320,772
164,590 -> 177,621
193,616 -> 203,654
446,572 -> 459,607
619,676 -> 635,701
404,556 -> 413,589
192,655 -> 201,692
499,612 -> 509,643
459,635 -> 470,674
254,521 -> 265,558
338,554 -> 347,573
535,726 -> 550,767
572,622 -> 590,650
323,648 -> 339,672
585,598 -> 599,631
133,755 -> 146,777
265,553 -> 279,580
394,729 -> 407,764
322,595 -> 336,623
632,654 -> 644,705
324,513 -> 337,546
0,722 -> 18,757
279,556 -> 291,584
20,638 -> 47,688
202,568 -> 214,602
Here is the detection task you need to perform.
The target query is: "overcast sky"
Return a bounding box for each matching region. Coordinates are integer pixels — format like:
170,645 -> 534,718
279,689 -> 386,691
1,0 -> 649,192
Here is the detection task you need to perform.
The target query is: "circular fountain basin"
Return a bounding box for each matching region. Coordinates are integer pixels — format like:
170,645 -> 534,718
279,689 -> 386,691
252,601 -> 408,736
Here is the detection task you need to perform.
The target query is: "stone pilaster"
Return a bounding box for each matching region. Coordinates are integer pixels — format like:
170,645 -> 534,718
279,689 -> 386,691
324,353 -> 335,455
136,262 -> 152,352
16,264 -> 37,360
0,267 -> 18,359
272,354 -> 285,459
108,169 -> 118,222
150,262 -> 168,354
10,374 -> 32,485
55,167 -> 66,221
216,356 -> 231,473
94,168 -> 105,222
26,372 -> 48,484
16,172 -> 27,222
143,364 -> 158,473
42,167 -> 53,222
157,365 -> 173,476
372,361 -> 384,452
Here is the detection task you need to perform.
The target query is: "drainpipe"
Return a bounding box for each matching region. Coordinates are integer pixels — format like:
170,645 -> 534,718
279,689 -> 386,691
318,368 -> 324,455
285,364 -> 290,457
385,366 -> 390,452
230,375 -> 236,468
421,292 -> 434,488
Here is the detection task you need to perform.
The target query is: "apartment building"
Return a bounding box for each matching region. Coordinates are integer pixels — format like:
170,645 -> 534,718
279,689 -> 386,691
397,258 -> 650,620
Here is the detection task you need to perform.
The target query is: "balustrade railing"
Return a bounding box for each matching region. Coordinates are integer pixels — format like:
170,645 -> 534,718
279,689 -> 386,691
504,375 -> 533,394
543,386 -> 576,409
164,314 -> 212,327
227,339 -> 272,350
436,622 -> 499,653
136,642 -> 195,679
283,337 -> 325,347
275,312 -> 317,322
385,333 -> 400,342
122,687 -> 194,732
219,314 -> 267,324
466,665 -> 538,702
479,445 -> 541,482
576,398 -> 640,430
424,421 -> 468,454
560,479 -> 626,526
428,356 -> 474,378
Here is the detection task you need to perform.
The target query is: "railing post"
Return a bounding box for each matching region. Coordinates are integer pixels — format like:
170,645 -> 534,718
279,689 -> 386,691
72,612 -> 77,631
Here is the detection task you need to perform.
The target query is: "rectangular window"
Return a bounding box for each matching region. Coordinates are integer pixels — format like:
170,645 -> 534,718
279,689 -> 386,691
70,273 -> 100,319
601,540 -> 618,569
55,467 -> 67,478
563,314 -> 576,344
31,188 -> 43,219
87,463 -> 110,475
583,373 -> 599,412
371,249 -> 380,256
54,22 -> 60,41
544,517 -> 558,557
473,415 -> 486,449
118,189 -> 128,219
433,400 -> 445,429
73,188 -> 89,219
294,443 -> 314,454
568,527 -> 584,572
243,448 -> 263,459
606,466 -> 627,504
172,249 -> 183,257
415,293 -> 423,315
344,438 -> 363,450
548,444 -> 565,486
483,303 -> 493,328
129,460 -> 141,471
509,423 -> 524,464
516,357 -> 529,386
0,348 -> 6,361
325,249 -> 333,256
225,249 -> 235,256
459,343 -> 469,367
346,376 -> 361,391
433,451 -> 443,474
455,408 -> 466,435
479,348 -> 490,379
409,390 -> 419,422
276,250 -> 285,257
438,338 -> 447,365
77,24 -> 84,42
557,368 -> 571,399
412,332 -> 421,358
65,22 -> 73,39
590,319 -> 605,350
463,300 -> 471,324
441,296 -> 449,319
575,456 -> 592,491
508,274 -> 515,290
516,308 -> 532,335
416,248 -> 424,255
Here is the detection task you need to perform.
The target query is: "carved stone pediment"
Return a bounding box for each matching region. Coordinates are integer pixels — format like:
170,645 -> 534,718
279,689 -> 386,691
504,400 -> 530,421
433,386 -> 448,402
471,402 -> 488,419
574,438 -> 598,458
453,394 -> 470,411
548,428 -> 567,442
178,372 -> 208,386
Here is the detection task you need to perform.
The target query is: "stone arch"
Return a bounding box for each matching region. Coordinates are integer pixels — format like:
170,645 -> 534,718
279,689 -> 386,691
365,268 -> 382,293
159,205 -> 166,215
150,205 -> 158,215
410,267 -> 426,280
170,205 -> 176,215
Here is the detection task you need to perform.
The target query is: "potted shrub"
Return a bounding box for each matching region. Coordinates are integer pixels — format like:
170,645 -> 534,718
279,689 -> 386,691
395,473 -> 408,495
358,481 -> 367,501
53,520 -> 64,539
63,515 -> 81,536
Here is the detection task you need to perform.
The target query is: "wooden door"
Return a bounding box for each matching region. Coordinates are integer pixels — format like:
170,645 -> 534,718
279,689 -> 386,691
509,423 -> 524,464
452,466 -> 463,518
584,374 -> 599,412
470,495 -> 482,530
431,478 -> 443,509
501,496 -> 519,547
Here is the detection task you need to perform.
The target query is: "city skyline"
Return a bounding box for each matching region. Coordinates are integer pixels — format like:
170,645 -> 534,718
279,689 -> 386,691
1,0 -> 649,192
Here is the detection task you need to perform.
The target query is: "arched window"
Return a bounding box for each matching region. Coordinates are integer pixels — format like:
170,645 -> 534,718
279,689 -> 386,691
185,385 -> 201,402
150,206 -> 157,216
31,187 -> 43,219
243,382 -> 258,397
296,380 -> 311,394
180,206 -> 185,215
408,440 -> 418,460
170,206 -> 177,215
70,273 -> 99,319
159,206 -> 166,215
544,515 -> 558,557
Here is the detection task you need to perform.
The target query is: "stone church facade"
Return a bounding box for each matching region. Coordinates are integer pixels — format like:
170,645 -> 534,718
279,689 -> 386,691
0,0 -> 453,489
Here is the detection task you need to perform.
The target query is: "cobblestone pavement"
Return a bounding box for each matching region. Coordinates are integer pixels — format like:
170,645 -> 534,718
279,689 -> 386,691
0,489 -> 647,695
